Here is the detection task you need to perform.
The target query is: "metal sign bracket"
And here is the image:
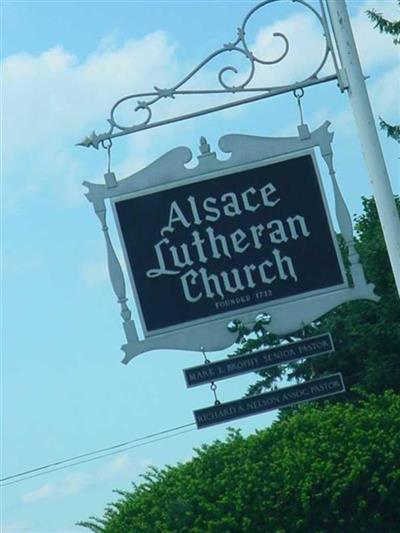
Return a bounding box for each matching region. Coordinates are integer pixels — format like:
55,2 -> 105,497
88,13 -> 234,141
77,0 -> 343,149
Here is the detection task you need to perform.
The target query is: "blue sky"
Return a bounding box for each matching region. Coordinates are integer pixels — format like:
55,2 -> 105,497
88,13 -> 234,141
2,1 -> 399,532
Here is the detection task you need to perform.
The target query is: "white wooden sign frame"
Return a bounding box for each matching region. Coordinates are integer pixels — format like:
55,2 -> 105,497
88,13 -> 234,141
83,122 -> 378,363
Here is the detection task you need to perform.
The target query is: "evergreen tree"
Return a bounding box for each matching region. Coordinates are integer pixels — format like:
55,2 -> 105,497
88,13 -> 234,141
367,2 -> 400,142
232,197 -> 400,401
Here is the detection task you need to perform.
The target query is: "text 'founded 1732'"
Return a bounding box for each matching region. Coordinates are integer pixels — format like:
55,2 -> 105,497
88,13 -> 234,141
113,153 -> 346,335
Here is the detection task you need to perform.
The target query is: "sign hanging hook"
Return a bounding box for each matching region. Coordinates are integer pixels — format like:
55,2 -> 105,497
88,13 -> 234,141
101,139 -> 117,188
101,139 -> 113,174
293,88 -> 305,126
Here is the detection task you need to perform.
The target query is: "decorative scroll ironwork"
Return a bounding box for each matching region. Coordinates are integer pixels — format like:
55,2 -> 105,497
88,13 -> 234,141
77,0 -> 342,149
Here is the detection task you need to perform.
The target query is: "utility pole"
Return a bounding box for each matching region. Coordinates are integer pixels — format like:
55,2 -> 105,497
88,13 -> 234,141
327,0 -> 400,296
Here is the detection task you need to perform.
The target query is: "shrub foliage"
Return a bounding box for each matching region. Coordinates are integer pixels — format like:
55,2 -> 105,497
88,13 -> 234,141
79,392 -> 400,533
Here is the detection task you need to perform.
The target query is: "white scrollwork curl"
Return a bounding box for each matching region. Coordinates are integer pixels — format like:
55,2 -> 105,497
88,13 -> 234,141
109,95 -> 152,132
77,0 -> 340,149
217,47 -> 256,91
245,32 -> 289,65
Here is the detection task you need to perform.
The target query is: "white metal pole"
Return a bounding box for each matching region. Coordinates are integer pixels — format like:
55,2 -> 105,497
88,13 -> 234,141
326,0 -> 400,297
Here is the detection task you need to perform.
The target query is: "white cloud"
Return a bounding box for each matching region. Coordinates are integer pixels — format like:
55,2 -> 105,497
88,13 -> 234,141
61,472 -> 91,496
246,0 -> 399,90
22,483 -> 55,504
2,1 -> 398,213
246,1 -> 399,138
250,11 -> 329,87
2,32 -> 179,211
100,454 -> 131,477
3,32 -> 177,150
20,453 -> 150,505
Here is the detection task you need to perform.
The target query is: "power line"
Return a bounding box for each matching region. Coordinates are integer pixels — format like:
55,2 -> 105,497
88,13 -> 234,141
1,422 -> 195,486
1,427 -> 197,488
1,422 -> 195,481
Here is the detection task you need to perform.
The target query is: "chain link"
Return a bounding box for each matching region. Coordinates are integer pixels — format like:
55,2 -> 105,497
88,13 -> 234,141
201,347 -> 221,406
210,382 -> 221,406
200,346 -> 211,365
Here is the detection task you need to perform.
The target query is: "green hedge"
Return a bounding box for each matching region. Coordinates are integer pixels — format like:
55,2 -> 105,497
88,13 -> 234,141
79,391 -> 400,533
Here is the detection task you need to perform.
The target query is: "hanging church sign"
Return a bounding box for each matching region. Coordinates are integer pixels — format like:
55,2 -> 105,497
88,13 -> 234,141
83,123 -> 379,363
79,0 -> 387,434
113,150 -> 345,335
79,0 -> 381,364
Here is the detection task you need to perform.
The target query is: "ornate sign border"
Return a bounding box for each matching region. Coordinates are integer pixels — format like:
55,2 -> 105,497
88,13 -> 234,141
111,149 -> 347,338
83,122 -> 378,363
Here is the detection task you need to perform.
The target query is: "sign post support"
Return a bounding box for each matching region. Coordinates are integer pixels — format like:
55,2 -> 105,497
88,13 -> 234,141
327,0 -> 400,297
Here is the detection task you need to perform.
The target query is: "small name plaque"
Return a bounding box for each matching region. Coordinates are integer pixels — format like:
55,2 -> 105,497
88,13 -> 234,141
184,333 -> 334,387
194,373 -> 345,429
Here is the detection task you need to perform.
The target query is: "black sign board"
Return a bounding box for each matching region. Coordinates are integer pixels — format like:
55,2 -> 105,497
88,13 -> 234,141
114,153 -> 346,335
184,332 -> 334,387
194,373 -> 345,429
